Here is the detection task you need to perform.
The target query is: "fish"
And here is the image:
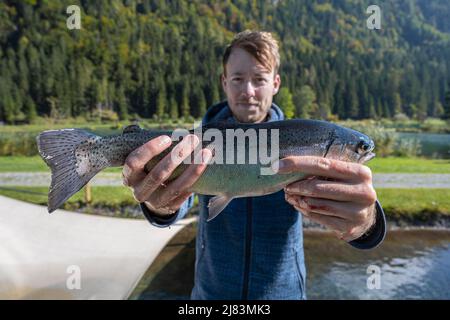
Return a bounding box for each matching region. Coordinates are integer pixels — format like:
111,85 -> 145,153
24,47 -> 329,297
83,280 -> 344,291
36,119 -> 375,221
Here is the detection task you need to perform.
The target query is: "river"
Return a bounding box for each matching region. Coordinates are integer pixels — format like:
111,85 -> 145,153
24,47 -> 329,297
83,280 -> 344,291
130,225 -> 450,300
397,132 -> 450,159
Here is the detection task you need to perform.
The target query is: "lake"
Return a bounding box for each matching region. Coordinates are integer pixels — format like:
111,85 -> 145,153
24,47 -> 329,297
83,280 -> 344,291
397,132 -> 450,159
130,225 -> 450,300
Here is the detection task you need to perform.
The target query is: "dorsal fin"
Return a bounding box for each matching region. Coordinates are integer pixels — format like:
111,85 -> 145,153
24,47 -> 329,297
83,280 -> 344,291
123,124 -> 141,134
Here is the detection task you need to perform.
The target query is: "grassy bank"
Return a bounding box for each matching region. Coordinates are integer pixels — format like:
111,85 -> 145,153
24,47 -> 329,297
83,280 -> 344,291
0,186 -> 140,218
367,157 -> 450,173
1,118 -> 449,158
0,119 -> 188,133
0,156 -> 449,173
0,120 -> 190,157
0,186 -> 449,225
1,117 -> 448,133
0,156 -> 121,173
376,189 -> 450,224
0,186 -> 135,208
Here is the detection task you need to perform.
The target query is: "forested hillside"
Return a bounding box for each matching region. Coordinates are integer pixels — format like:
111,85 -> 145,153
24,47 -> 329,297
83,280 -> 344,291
0,0 -> 449,123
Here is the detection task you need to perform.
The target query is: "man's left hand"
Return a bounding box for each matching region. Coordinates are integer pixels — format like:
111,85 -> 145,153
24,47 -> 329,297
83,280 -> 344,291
278,156 -> 377,242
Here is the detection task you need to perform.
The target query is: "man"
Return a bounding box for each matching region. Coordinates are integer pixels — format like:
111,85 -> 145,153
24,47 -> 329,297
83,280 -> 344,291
122,31 -> 386,299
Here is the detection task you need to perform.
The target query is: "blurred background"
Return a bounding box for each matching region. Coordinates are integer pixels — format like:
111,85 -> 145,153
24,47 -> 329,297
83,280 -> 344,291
0,0 -> 449,299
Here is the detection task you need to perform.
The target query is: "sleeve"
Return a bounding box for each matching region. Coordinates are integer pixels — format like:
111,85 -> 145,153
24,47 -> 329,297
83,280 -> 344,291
348,199 -> 386,250
140,194 -> 195,228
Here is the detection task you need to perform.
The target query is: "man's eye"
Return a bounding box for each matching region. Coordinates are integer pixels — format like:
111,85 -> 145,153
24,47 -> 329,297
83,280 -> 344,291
232,78 -> 242,82
257,78 -> 267,83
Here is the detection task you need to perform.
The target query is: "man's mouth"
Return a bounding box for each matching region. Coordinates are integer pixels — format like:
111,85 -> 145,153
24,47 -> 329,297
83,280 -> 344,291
237,102 -> 259,107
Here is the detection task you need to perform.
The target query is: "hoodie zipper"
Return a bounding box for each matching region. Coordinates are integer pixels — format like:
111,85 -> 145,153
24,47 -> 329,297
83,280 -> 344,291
242,197 -> 253,300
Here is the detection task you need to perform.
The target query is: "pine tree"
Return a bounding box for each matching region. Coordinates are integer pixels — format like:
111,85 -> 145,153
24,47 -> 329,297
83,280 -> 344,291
24,95 -> 37,123
197,89 -> 207,118
444,89 -> 450,120
297,85 -> 317,119
275,87 -> 295,119
333,82 -> 345,119
115,85 -> 129,120
417,92 -> 428,121
345,80 -> 358,119
156,84 -> 167,119
1,0 -> 449,123
393,93 -> 402,116
1,91 -> 15,124
181,84 -> 191,119
169,96 -> 179,120
432,101 -> 444,118
368,96 -> 377,119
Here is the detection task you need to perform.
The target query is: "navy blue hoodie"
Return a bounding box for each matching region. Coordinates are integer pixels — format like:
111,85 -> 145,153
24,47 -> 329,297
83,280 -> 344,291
141,101 -> 386,299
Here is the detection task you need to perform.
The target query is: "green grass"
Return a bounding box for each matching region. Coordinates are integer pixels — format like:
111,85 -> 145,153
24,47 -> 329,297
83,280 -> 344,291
1,156 -> 449,173
376,188 -> 450,221
0,156 -> 49,172
0,185 -> 199,218
0,186 -> 135,207
0,156 -> 121,173
0,187 -> 448,221
0,123 -> 116,133
367,157 -> 450,173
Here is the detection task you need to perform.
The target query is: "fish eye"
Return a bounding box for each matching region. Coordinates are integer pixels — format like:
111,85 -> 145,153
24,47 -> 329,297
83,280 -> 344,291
357,140 -> 372,153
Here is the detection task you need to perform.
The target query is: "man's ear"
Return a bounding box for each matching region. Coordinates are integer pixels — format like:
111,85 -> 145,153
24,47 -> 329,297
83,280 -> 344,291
273,74 -> 281,95
221,73 -> 227,91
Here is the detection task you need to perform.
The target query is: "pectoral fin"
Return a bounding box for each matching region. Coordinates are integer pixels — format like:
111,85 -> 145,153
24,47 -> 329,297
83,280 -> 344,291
207,195 -> 234,221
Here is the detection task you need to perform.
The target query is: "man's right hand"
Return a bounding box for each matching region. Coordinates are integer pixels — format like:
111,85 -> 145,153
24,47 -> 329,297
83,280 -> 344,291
122,134 -> 212,217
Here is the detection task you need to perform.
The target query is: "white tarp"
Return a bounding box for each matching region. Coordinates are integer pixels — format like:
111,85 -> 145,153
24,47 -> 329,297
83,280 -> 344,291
0,195 -> 195,299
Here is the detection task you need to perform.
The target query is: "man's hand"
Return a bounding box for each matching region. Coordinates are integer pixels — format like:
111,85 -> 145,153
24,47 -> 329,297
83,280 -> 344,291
122,134 -> 212,217
278,156 -> 377,242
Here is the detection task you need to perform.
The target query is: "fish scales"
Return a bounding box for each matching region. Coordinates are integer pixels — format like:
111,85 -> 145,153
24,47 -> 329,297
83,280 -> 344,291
36,119 -> 375,220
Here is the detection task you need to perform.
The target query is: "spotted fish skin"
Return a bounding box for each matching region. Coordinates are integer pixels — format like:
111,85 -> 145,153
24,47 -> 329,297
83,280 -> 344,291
36,120 -> 375,219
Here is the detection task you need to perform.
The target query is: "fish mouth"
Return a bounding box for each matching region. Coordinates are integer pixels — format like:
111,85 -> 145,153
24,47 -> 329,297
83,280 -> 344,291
358,152 -> 376,164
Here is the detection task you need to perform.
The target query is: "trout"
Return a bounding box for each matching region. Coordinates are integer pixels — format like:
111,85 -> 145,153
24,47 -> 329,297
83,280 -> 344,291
36,120 -> 375,220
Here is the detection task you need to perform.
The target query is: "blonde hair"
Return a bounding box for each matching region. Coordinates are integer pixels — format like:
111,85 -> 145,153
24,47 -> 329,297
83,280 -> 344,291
222,30 -> 280,76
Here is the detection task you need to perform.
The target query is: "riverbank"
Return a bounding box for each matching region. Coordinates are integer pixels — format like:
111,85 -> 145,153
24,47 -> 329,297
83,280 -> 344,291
131,226 -> 450,300
0,187 -> 448,230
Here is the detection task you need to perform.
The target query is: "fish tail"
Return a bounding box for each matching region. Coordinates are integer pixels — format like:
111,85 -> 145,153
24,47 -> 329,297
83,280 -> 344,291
36,129 -> 106,213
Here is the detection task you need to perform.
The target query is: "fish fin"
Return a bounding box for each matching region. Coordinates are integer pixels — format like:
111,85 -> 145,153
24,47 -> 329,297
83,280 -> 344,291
207,195 -> 234,222
36,129 -> 105,213
123,124 -> 142,134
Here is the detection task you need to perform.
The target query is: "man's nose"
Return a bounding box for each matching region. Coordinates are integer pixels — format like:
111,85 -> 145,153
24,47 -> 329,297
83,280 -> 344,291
242,81 -> 256,97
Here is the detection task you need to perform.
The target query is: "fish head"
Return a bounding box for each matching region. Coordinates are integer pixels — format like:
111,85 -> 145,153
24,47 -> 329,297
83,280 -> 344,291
325,127 -> 376,164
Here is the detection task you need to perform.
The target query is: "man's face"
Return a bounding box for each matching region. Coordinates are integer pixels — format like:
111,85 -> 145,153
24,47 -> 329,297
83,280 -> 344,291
222,48 -> 281,123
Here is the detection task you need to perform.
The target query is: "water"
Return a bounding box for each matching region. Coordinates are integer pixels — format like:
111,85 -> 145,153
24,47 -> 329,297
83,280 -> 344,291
304,229 -> 450,299
130,226 -> 450,300
397,132 -> 450,159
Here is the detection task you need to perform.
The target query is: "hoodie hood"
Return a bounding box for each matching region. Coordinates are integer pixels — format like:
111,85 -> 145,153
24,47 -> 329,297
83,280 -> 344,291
202,100 -> 285,125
